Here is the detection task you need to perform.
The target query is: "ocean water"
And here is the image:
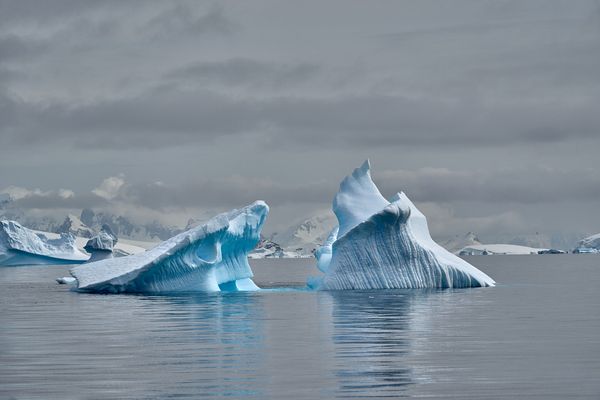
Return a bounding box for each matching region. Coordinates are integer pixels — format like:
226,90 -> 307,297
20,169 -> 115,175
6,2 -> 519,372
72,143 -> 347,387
1,255 -> 599,399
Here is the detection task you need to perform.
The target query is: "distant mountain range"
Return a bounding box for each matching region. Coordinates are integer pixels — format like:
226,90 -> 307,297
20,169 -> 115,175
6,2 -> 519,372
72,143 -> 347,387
439,232 -> 482,253
1,195 -> 595,255
268,212 -> 337,255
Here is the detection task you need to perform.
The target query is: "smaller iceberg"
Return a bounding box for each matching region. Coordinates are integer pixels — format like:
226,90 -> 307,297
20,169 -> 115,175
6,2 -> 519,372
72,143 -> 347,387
70,201 -> 268,293
574,233 -> 600,253
311,161 -> 495,290
83,225 -> 118,262
56,276 -> 77,285
0,220 -> 88,266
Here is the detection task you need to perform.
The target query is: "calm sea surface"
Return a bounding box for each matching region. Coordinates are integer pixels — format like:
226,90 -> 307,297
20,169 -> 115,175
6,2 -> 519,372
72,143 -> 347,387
1,255 -> 599,399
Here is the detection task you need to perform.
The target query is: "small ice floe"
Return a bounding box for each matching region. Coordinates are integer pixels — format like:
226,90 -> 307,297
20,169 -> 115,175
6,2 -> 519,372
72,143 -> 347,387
56,276 -> 77,285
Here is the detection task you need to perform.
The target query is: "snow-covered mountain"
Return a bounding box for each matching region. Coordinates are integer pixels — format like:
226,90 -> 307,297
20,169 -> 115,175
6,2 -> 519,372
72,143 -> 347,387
80,208 -> 179,241
0,193 -> 10,208
458,244 -> 547,255
248,236 -> 310,259
0,206 -> 59,233
56,214 -> 95,238
440,232 -> 482,253
270,212 -> 337,255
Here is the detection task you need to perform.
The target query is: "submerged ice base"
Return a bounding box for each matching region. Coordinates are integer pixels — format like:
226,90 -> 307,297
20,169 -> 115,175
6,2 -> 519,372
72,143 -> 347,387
71,201 -> 268,293
313,161 -> 495,290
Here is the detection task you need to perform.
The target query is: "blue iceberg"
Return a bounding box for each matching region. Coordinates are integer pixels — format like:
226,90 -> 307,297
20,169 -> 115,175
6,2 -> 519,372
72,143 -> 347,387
311,161 -> 495,289
71,201 -> 268,293
0,220 -> 88,266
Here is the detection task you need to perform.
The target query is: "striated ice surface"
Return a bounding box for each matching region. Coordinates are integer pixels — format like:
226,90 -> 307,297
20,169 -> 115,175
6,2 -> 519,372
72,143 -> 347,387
70,201 -> 268,293
312,161 -> 495,290
0,220 -> 88,266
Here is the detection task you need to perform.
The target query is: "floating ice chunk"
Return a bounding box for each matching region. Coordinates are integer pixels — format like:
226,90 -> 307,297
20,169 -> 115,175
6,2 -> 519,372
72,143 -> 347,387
84,225 -> 118,262
70,201 -> 268,293
315,227 -> 338,273
313,161 -> 495,289
0,220 -> 88,266
56,277 -> 77,284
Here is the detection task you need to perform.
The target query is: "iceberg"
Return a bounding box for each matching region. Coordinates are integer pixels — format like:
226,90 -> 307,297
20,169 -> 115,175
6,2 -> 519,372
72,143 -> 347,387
0,220 -> 88,266
83,224 -> 118,262
459,243 -> 546,255
574,233 -> 600,253
70,201 -> 268,293
312,161 -> 495,289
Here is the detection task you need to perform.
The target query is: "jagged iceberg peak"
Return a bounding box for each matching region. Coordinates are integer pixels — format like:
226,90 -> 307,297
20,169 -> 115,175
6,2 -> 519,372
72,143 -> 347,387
83,225 -> 119,262
71,201 -> 269,293
333,160 -> 390,238
313,162 -> 495,289
0,220 -> 88,265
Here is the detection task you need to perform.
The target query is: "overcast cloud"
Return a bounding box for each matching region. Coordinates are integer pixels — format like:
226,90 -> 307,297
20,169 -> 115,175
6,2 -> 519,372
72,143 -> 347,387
0,0 -> 599,240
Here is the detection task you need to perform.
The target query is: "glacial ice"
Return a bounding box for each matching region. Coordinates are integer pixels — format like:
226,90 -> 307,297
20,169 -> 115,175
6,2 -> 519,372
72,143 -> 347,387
70,201 -> 268,293
315,227 -> 338,273
84,225 -> 118,262
0,220 -> 88,266
312,161 -> 495,289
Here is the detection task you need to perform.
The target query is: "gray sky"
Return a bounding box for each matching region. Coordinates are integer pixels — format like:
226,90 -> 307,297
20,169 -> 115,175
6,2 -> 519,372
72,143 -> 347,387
1,0 -> 599,239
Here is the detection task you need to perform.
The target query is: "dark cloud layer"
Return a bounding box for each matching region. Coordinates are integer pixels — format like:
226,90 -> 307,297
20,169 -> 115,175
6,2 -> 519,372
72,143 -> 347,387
376,167 -> 600,204
11,192 -> 109,210
1,88 -> 598,150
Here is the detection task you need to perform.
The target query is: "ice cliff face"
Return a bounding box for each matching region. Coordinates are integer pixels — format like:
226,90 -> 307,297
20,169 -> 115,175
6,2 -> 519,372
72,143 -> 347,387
71,201 -> 269,293
0,220 -> 88,265
84,225 -> 119,262
312,161 -> 495,290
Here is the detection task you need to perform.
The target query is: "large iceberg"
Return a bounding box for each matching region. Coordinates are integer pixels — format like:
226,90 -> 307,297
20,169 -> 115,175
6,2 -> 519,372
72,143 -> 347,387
70,201 -> 268,293
0,220 -> 88,266
311,161 -> 495,289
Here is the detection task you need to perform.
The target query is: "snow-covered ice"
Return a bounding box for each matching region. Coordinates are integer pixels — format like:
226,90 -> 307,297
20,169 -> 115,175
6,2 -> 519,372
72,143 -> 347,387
458,243 -> 547,255
70,201 -> 269,293
574,233 -> 600,253
0,220 -> 88,266
311,161 -> 495,290
84,225 -> 118,262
